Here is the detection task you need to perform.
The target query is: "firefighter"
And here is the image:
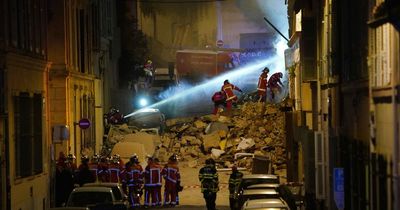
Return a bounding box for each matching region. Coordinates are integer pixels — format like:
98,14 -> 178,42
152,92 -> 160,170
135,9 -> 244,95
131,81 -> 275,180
109,154 -> 122,183
211,91 -> 226,115
88,154 -> 99,182
76,155 -> 95,186
162,154 -> 181,206
144,156 -> 162,207
229,165 -> 243,210
268,72 -> 284,101
153,158 -> 163,206
128,154 -> 144,208
120,162 -> 131,196
97,155 -> 110,182
221,80 -> 242,111
199,158 -> 219,210
257,67 -> 269,102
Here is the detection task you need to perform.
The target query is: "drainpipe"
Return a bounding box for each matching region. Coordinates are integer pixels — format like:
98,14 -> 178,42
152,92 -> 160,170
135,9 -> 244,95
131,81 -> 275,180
392,28 -> 399,210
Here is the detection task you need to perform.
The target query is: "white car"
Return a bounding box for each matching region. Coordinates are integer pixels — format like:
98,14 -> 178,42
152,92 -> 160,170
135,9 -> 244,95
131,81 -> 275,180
241,198 -> 290,210
66,186 -> 128,210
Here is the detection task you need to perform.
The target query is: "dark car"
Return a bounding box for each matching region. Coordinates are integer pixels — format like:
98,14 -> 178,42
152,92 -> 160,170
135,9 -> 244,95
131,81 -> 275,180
66,186 -> 128,210
239,188 -> 281,208
83,182 -> 128,205
230,174 -> 280,210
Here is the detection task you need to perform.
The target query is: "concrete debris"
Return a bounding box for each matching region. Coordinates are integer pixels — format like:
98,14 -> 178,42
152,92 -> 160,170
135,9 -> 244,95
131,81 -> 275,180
153,102 -> 287,172
211,148 -> 225,159
236,137 -> 255,151
202,132 -> 221,151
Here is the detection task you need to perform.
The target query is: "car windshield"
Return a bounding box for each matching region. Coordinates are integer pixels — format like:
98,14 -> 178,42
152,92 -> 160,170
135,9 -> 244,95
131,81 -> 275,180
243,193 -> 281,200
242,178 -> 279,189
68,192 -> 112,207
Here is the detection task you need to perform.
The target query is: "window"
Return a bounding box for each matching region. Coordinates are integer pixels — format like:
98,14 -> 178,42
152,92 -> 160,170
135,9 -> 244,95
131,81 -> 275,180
14,92 -> 43,178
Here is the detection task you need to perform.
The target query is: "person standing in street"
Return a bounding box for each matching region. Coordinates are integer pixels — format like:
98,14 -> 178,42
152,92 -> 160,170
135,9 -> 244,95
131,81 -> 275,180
257,67 -> 269,102
130,155 -> 144,208
229,165 -> 243,210
199,158 -> 219,210
76,155 -> 95,186
144,156 -> 162,208
162,154 -> 181,207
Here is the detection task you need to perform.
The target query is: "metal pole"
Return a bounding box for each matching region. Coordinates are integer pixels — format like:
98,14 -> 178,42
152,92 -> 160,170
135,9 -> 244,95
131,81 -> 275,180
263,17 -> 289,42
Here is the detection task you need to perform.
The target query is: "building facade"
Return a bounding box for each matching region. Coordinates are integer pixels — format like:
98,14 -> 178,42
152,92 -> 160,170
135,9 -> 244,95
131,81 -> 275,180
286,0 -> 400,209
0,0 -> 50,209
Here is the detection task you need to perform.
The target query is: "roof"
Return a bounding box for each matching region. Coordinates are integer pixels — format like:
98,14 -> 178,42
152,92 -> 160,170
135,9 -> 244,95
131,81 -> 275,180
83,183 -> 120,188
243,174 -> 279,180
243,198 -> 288,209
243,189 -> 279,196
72,186 -> 113,193
247,183 -> 280,189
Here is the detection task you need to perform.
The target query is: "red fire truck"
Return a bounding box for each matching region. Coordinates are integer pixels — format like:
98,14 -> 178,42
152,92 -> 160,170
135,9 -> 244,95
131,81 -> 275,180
176,50 -> 234,81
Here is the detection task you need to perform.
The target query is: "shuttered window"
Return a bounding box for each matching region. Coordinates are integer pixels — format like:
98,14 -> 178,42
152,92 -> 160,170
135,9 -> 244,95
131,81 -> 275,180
14,92 -> 43,178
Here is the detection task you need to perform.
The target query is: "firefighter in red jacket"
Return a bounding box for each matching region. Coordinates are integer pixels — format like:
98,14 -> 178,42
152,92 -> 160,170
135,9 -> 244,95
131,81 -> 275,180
97,156 -> 110,182
128,154 -> 144,208
88,154 -> 99,182
109,154 -> 123,183
221,80 -> 242,111
268,72 -> 284,101
162,154 -> 181,206
211,91 -> 226,115
144,156 -> 162,207
257,67 -> 269,102
154,158 -> 163,206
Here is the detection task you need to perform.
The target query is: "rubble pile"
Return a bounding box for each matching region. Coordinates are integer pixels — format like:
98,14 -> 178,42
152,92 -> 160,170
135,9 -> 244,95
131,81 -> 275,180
157,102 -> 287,171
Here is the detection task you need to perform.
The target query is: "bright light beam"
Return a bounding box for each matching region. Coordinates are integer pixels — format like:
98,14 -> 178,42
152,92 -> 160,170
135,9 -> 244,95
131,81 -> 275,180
125,57 -> 281,118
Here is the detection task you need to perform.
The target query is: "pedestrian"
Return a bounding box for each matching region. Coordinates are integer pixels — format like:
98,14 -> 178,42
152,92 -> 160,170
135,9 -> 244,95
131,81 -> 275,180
221,80 -> 242,112
211,91 -> 226,115
199,158 -> 219,210
257,67 -> 269,102
268,72 -> 284,101
162,154 -> 181,207
229,165 -> 243,210
144,156 -> 162,208
76,155 -> 95,186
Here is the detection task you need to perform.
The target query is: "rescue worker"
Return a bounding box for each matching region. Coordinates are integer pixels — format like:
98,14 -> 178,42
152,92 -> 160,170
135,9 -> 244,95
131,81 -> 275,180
57,153 -> 75,206
229,165 -> 243,210
199,158 -> 219,210
268,72 -> 284,101
211,91 -> 226,115
128,154 -> 144,208
257,67 -> 269,102
76,155 -> 95,186
88,154 -> 99,182
55,152 -> 68,207
109,154 -> 123,183
144,156 -> 162,207
153,158 -> 163,206
162,154 -> 181,206
120,162 -> 132,197
221,80 -> 242,112
97,155 -> 110,182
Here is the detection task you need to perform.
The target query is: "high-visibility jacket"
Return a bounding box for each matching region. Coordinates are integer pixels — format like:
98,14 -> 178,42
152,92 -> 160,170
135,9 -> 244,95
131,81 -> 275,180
162,163 -> 180,185
268,73 -> 283,88
144,163 -> 162,187
257,72 -> 268,92
221,83 -> 241,101
129,164 -> 143,187
228,171 -> 243,196
199,164 -> 219,193
109,162 -> 122,183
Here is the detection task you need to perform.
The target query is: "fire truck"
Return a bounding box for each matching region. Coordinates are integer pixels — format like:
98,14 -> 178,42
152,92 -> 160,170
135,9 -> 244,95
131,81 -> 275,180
176,50 -> 234,81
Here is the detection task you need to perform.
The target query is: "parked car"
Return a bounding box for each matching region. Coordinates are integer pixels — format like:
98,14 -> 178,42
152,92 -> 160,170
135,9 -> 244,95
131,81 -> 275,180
241,198 -> 290,210
230,174 -> 280,210
66,186 -> 128,210
83,183 -> 129,206
246,183 -> 280,190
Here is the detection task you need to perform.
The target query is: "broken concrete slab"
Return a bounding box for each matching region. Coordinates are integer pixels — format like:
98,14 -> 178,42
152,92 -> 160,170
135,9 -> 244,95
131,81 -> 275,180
202,132 -> 221,151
